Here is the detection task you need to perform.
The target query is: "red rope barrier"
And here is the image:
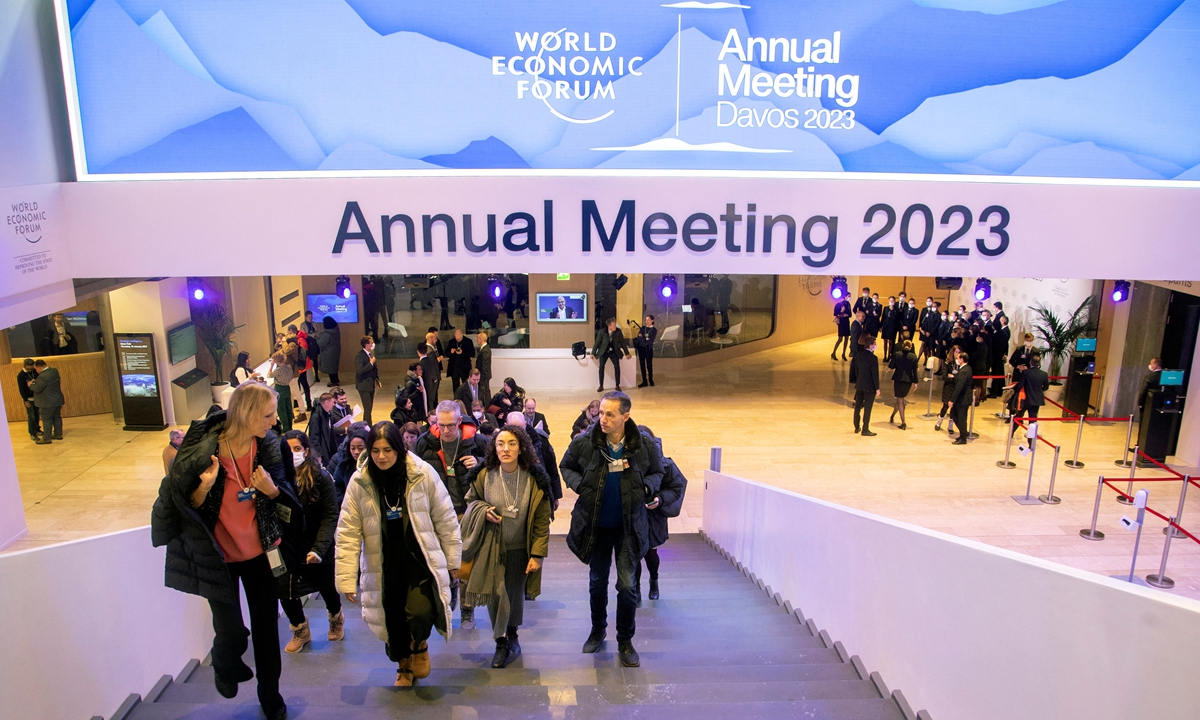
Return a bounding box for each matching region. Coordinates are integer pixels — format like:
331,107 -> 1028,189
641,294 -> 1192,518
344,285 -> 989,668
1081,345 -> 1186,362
1135,450 -> 1184,478
1085,416 -> 1131,423
1100,480 -> 1200,545
1044,397 -> 1079,418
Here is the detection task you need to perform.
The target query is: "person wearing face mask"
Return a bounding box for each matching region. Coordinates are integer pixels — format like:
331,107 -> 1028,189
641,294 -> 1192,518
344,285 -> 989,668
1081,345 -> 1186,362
329,424 -> 371,503
460,425 -> 553,668
901,298 -> 920,339
852,286 -> 873,316
470,400 -> 499,428
989,315 -> 1012,399
1008,333 -> 1037,417
335,421 -> 461,688
522,397 -> 550,436
280,431 -> 343,653
356,335 -> 382,426
936,310 -> 954,370
849,335 -> 881,436
864,293 -> 882,335
879,297 -> 900,357
150,382 -> 302,720
831,294 -> 853,361
917,299 -> 940,365
573,400 -> 601,438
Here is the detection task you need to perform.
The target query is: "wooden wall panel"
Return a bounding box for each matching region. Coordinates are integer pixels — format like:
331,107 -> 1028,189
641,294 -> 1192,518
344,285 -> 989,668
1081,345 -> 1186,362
528,273 -> 596,349
2,353 -> 112,422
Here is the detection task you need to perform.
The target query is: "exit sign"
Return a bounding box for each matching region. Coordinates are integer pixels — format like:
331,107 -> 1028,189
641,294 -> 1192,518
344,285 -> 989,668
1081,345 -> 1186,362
557,273 -> 570,281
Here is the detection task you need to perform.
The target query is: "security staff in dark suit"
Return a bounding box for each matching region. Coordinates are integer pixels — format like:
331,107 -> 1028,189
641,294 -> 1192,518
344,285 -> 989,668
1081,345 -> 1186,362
901,299 -> 920,339
1138,358 -> 1163,413
593,318 -> 631,392
17,358 -> 42,442
1007,333 -> 1037,415
879,297 -> 900,357
947,351 -> 974,444
353,335 -> 380,425
918,300 -> 940,364
988,315 -> 1012,398
852,287 -> 873,316
1010,352 -> 1049,434
475,332 -> 493,401
864,293 -> 882,335
831,298 -> 852,360
634,315 -> 658,388
849,335 -> 880,436
418,343 -> 442,414
849,310 -> 866,360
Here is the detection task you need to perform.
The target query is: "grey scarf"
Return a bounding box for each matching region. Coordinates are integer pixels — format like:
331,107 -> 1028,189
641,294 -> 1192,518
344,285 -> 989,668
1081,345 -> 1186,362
461,497 -> 507,621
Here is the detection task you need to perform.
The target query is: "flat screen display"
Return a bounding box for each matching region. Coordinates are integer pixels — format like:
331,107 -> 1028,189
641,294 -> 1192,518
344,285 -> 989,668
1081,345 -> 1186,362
167,322 -> 198,364
117,335 -> 159,398
1075,337 -> 1097,352
1160,370 -> 1185,386
535,293 -> 587,322
307,294 -> 359,323
57,0 -> 1200,180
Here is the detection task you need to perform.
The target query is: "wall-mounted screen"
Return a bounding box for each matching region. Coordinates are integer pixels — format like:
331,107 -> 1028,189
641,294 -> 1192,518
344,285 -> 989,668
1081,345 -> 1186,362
535,292 -> 587,322
1160,370 -> 1185,386
1074,337 -> 1097,352
57,0 -> 1200,180
167,321 -> 197,364
307,294 -> 359,323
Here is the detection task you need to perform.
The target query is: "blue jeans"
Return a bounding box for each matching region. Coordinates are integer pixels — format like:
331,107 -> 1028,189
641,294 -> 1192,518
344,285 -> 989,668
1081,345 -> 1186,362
588,525 -> 637,642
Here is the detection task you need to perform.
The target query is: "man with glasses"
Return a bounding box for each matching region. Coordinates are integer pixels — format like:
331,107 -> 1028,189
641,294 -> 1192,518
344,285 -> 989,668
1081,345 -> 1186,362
413,400 -> 487,627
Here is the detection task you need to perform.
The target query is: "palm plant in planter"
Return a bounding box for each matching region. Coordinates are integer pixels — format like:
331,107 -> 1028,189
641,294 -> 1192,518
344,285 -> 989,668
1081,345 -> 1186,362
1029,296 -> 1099,384
193,302 -> 242,389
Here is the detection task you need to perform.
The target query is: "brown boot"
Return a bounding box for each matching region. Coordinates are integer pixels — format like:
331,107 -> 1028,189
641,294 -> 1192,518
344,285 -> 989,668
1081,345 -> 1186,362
410,640 -> 431,679
284,620 -> 311,653
394,658 -> 414,687
327,611 -> 344,642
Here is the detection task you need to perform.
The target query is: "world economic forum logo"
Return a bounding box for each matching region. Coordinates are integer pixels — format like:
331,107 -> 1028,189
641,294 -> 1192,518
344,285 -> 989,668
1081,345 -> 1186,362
491,28 -> 642,124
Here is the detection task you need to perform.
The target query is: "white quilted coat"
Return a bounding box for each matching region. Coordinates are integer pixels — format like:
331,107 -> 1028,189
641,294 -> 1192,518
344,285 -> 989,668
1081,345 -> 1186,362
334,452 -> 462,644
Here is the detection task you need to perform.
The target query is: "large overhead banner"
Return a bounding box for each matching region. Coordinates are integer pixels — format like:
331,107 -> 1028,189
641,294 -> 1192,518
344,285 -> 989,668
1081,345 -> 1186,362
59,0 -> 1200,180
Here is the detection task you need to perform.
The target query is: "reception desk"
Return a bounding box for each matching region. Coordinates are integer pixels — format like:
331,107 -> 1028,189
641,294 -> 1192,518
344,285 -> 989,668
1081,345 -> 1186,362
492,348 -> 637,390
2,353 -> 113,422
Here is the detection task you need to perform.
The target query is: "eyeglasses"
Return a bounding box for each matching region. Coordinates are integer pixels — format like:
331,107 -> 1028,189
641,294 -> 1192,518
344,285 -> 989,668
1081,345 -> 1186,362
437,422 -> 458,430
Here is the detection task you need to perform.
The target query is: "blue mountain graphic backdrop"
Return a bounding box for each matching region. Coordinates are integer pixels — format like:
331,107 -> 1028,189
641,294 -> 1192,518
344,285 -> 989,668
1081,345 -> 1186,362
64,0 -> 1200,179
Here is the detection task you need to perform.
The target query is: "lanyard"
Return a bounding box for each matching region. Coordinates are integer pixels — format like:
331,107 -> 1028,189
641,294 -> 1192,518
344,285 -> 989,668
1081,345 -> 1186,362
600,438 -> 625,466
224,440 -> 255,490
440,436 -> 461,471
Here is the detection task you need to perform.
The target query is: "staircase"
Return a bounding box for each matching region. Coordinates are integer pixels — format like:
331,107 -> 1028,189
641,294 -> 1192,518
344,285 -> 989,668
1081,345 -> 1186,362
117,534 -> 926,720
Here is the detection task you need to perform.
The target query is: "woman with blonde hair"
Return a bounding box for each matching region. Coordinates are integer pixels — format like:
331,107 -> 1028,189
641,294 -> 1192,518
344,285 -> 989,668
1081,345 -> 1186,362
336,421 -> 461,687
151,381 -> 303,720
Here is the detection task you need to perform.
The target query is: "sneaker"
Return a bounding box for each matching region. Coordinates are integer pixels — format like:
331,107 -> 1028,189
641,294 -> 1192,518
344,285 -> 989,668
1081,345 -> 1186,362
618,641 -> 640,667
284,620 -> 311,653
582,629 -> 605,653
410,640 -> 431,678
460,606 -> 475,630
328,611 -> 344,642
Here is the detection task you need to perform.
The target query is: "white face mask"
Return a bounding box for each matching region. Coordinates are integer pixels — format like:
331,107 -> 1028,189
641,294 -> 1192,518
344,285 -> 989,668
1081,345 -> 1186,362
473,410 -> 483,419
292,451 -> 306,468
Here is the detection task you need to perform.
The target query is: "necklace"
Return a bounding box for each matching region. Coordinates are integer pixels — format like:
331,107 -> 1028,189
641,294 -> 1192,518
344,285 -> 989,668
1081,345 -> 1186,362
498,466 -> 522,514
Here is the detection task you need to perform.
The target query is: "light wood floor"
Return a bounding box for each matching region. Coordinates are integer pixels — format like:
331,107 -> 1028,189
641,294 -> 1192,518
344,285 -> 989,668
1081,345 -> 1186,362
7,335 -> 1199,602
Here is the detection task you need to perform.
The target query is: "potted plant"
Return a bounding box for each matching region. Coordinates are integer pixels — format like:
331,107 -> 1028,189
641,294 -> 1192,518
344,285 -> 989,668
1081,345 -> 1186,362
1029,296 -> 1099,394
193,302 -> 242,403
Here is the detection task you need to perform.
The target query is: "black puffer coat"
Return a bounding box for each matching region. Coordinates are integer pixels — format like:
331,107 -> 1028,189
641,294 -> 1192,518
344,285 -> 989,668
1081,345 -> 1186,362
560,418 -> 664,564
648,457 -> 688,549
413,422 -> 489,515
151,412 -> 303,605
280,468 -> 339,600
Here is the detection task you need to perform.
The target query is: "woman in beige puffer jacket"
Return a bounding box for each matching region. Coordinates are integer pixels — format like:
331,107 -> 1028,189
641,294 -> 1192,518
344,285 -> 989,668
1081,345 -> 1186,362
335,422 -> 461,686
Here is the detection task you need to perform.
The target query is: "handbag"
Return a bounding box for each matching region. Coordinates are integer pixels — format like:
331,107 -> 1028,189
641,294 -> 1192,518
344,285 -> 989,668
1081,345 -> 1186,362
458,557 -> 474,584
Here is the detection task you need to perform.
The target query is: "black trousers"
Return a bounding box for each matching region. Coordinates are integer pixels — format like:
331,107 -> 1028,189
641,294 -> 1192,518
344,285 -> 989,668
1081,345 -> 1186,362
41,405 -> 63,438
853,390 -> 874,430
637,348 -> 654,384
280,561 -> 342,626
361,390 -> 375,426
952,403 -> 970,440
207,554 -> 283,713
589,525 -> 637,642
1011,402 -> 1040,434
296,370 -> 312,410
634,547 -> 660,588
328,372 -> 341,386
24,402 -> 40,438
599,353 -> 623,388
450,370 -> 468,392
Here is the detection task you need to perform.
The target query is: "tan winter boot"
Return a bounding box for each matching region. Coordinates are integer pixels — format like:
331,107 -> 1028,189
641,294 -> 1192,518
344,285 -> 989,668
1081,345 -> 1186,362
327,611 -> 345,642
410,640 -> 431,679
394,657 -> 414,687
284,620 -> 311,653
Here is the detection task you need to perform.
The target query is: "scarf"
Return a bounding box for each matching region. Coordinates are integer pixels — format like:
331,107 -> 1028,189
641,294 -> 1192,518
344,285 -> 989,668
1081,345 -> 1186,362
460,491 -> 508,622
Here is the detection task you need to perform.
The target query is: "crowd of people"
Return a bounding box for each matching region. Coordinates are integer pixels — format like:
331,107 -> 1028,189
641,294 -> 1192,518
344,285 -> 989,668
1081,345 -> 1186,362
151,368 -> 688,719
838,288 -> 1054,443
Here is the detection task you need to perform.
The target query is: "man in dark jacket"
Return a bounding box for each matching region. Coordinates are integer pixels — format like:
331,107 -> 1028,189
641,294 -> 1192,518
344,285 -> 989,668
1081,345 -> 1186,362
848,309 -> 866,360
17,358 -> 41,442
1138,357 -> 1163,412
948,351 -> 975,444
1008,333 -> 1037,415
849,336 -> 880,436
29,359 -> 64,443
445,328 -> 475,392
593,318 -> 631,392
354,335 -> 380,425
1011,352 -> 1050,434
418,343 -> 442,413
560,391 -> 663,668
455,368 -> 486,410
305,393 -> 339,465
475,332 -> 493,401
989,315 -> 1012,398
150,410 -> 302,718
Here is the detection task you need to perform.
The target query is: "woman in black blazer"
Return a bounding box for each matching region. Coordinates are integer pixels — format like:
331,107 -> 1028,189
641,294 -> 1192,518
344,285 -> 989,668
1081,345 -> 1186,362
888,340 -> 918,430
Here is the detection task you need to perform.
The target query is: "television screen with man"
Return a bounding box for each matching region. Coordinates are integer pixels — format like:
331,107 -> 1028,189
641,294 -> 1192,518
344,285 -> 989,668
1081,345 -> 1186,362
535,293 -> 587,323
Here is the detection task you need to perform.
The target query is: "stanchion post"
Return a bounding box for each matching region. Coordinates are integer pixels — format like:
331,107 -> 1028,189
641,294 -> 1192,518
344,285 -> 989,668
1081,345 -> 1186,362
1079,476 -> 1106,540
1115,490 -> 1148,584
1117,445 -> 1138,506
1039,445 -> 1062,504
1164,475 -> 1190,538
919,368 -> 937,420
997,415 -> 1017,469
967,398 -> 979,440
1012,429 -> 1043,505
1064,412 -> 1086,469
710,447 -> 722,472
1147,516 -> 1177,589
1115,413 -> 1136,468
